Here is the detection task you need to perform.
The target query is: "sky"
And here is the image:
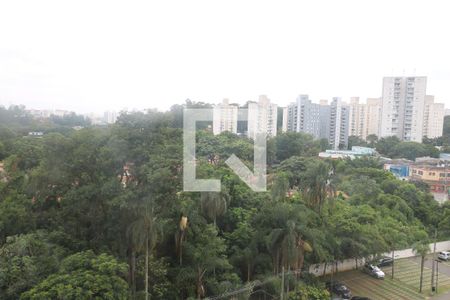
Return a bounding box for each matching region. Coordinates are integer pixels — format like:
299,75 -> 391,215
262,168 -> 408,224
1,0 -> 450,114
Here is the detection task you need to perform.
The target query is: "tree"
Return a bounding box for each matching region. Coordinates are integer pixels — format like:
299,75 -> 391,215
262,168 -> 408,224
225,207 -> 259,282
127,203 -> 162,300
412,237 -> 430,293
200,191 -> 230,226
0,193 -> 35,244
181,224 -> 231,299
319,138 -> 330,151
347,136 -> 367,149
260,202 -> 314,275
0,231 -> 67,300
376,136 -> 401,157
275,132 -> 320,161
366,134 -> 378,147
300,160 -> 334,213
277,156 -> 308,189
391,142 -> 439,160
379,219 -> 409,279
21,250 -> 129,300
271,172 -> 290,202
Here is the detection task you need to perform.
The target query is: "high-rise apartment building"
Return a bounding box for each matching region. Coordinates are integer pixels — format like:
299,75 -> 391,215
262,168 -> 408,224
104,111 -> 118,124
281,107 -> 288,133
380,76 -> 427,142
213,98 -> 238,135
282,96 -> 349,149
282,95 -> 320,138
348,97 -> 366,138
363,98 -> 382,139
319,100 -> 331,142
423,95 -> 445,138
328,97 -> 350,150
247,95 -> 278,139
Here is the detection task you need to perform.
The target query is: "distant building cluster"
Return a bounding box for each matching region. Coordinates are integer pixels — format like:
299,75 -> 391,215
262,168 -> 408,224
212,95 -> 278,139
24,76 -> 446,146
318,146 -> 377,159
281,76 -> 445,149
384,154 -> 450,203
79,111 -> 118,125
27,109 -> 72,118
26,108 -> 118,125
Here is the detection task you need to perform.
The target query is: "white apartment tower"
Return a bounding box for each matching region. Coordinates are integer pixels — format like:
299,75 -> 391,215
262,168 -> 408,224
423,95 -> 445,138
247,95 -> 278,139
213,98 -> 238,135
104,111 -> 118,124
328,97 -> 350,150
380,76 -> 427,142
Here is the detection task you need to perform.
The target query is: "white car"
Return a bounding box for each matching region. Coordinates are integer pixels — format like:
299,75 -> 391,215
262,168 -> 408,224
363,263 -> 385,279
438,251 -> 450,261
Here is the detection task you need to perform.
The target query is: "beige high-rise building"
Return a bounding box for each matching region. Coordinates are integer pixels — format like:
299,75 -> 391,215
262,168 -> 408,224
247,95 -> 278,139
423,95 -> 445,138
348,97 -> 366,138
319,99 -> 329,106
213,98 -> 238,135
380,76 -> 427,142
363,98 -> 382,139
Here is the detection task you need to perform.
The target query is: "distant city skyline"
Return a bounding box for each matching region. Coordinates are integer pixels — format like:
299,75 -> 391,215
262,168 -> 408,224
3,75 -> 448,115
1,1 -> 450,113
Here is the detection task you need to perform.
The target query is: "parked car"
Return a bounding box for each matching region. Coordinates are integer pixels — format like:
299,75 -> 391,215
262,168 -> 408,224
362,263 -> 385,279
377,256 -> 394,267
438,251 -> 450,261
351,297 -> 371,300
326,281 -> 352,299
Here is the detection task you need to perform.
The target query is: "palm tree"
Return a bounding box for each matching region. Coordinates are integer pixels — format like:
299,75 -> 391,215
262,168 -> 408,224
127,204 -> 161,300
413,240 -> 430,293
200,191 -> 230,226
300,161 -> 334,213
266,220 -> 313,276
175,213 -> 188,266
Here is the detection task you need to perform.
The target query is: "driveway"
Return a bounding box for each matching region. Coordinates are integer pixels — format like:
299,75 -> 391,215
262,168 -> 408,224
408,255 -> 450,277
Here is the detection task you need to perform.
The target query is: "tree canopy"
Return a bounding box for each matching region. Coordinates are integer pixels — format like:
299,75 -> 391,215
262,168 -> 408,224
0,103 -> 445,299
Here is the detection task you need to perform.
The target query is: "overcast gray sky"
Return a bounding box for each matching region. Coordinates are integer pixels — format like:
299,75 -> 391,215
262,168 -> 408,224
1,0 -> 450,113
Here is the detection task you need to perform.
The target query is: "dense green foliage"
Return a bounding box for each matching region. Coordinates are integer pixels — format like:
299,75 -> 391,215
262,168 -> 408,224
21,250 -> 129,300
348,134 -> 440,160
0,104 -> 447,299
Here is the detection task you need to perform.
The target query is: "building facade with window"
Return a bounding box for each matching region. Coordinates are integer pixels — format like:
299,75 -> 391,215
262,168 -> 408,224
213,98 -> 239,135
380,76 -> 427,142
247,95 -> 278,139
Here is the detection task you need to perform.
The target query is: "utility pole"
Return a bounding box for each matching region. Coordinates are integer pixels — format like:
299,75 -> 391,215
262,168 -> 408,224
391,249 -> 395,279
431,228 -> 437,293
436,260 -> 440,293
280,266 -> 285,300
